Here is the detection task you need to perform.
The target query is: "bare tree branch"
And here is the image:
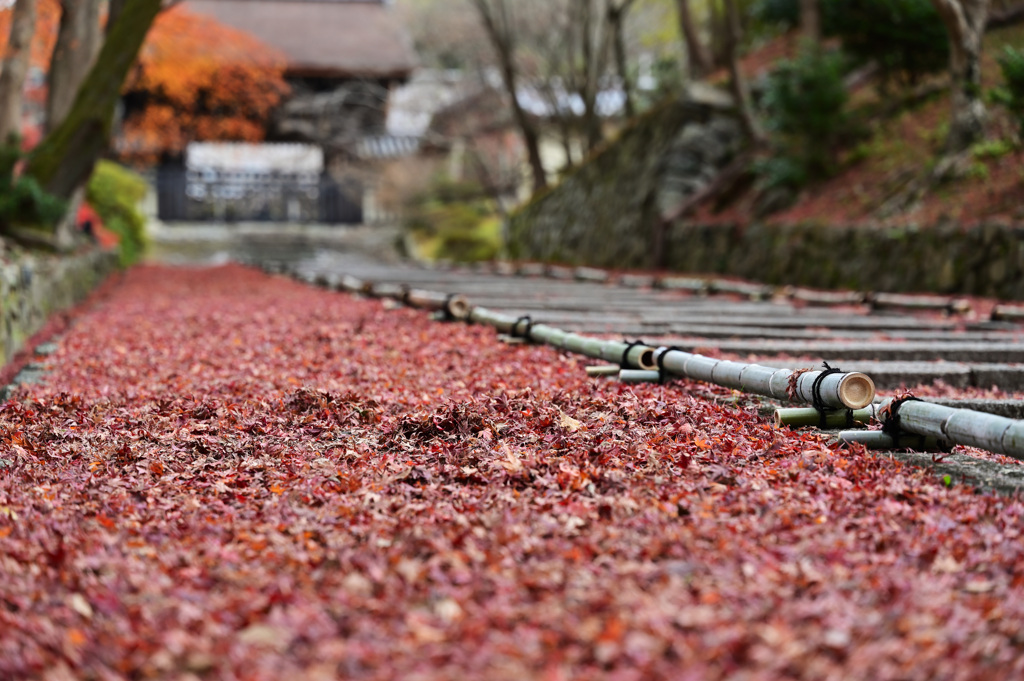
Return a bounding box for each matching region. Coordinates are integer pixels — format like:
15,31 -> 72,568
723,0 -> 763,143
675,0 -> 713,79
470,0 -> 548,192
607,0 -> 637,118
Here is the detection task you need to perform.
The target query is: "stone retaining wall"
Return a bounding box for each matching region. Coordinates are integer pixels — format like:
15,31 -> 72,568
507,90 -> 742,269
660,221 -> 1024,299
1,249 -> 119,368
512,216 -> 1024,299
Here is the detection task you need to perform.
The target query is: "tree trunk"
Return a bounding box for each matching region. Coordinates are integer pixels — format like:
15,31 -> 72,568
723,0 -> 763,143
47,0 -> 105,131
24,0 -> 163,204
471,0 -> 547,193
578,0 -> 611,152
579,0 -> 597,149
108,0 -> 127,31
608,0 -> 636,118
800,0 -> 821,44
0,0 -> 37,144
708,0 -> 728,69
931,0 -> 990,153
675,0 -> 713,79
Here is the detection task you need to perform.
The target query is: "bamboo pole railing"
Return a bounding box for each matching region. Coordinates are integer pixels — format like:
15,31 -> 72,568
468,307 -> 875,410
310,269 -> 1024,460
469,307 -> 660,370
873,398 -> 1024,459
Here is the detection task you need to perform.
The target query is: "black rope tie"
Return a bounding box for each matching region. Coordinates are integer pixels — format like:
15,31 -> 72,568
656,346 -> 682,384
441,293 -> 457,321
881,395 -> 923,448
620,339 -> 646,369
512,315 -> 533,342
810,361 -> 850,428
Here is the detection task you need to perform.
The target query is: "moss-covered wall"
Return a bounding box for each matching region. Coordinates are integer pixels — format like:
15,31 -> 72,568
662,221 -> 1024,298
1,249 -> 118,367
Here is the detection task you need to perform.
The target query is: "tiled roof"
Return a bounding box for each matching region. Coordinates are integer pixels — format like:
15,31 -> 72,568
185,0 -> 417,79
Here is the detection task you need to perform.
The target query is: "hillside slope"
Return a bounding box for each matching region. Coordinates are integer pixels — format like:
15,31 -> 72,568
703,22 -> 1024,228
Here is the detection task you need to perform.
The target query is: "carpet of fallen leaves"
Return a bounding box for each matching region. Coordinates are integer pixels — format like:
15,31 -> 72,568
3,264 -> 1024,681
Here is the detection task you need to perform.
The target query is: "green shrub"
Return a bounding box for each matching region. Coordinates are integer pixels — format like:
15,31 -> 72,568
402,175 -> 502,262
86,160 -> 148,265
971,138 -> 1015,159
994,45 -> 1024,136
751,0 -> 800,26
437,215 -> 502,262
825,0 -> 948,89
755,1 -> 949,88
0,140 -> 67,233
965,161 -> 990,181
760,47 -> 850,188
753,155 -> 808,191
429,177 -> 489,203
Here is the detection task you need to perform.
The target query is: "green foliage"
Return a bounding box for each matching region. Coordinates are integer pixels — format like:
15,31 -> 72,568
993,45 -> 1024,136
755,1 -> 949,88
751,0 -> 800,26
403,176 -> 502,262
86,161 -> 149,266
964,161 -> 990,181
429,177 -> 490,204
825,0 -> 948,88
971,138 -> 1015,160
752,155 -> 807,191
751,0 -> 845,34
436,215 -> 503,262
759,47 -> 850,189
0,140 -> 68,234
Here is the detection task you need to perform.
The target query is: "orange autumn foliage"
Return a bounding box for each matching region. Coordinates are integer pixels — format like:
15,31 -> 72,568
118,5 -> 289,164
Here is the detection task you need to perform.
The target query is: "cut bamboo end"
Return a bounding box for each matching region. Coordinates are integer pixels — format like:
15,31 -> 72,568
446,295 -> 471,320
636,347 -> 658,370
838,373 -> 875,410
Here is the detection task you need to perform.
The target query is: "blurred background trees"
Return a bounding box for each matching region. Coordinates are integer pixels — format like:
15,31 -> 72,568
4,0 -> 1024,263
0,0 -> 290,257
118,4 -> 289,165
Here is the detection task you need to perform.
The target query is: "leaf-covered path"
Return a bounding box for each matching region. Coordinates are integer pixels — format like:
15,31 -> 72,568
2,264 -> 1024,680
